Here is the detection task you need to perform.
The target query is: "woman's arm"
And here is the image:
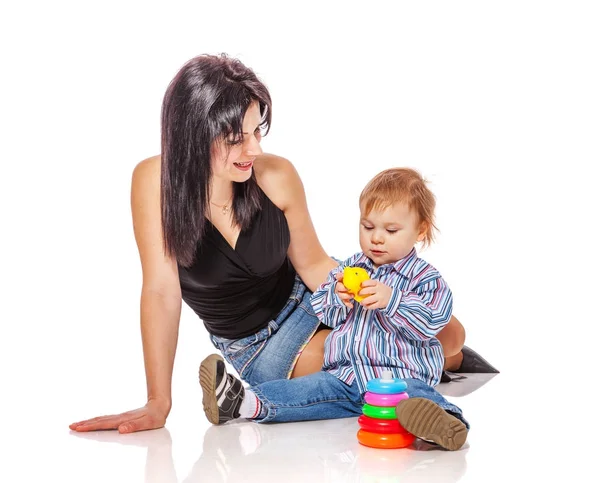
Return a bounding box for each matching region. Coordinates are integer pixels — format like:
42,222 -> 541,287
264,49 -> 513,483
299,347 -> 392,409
256,154 -> 337,292
70,156 -> 182,433
255,154 -> 466,369
132,156 -> 182,413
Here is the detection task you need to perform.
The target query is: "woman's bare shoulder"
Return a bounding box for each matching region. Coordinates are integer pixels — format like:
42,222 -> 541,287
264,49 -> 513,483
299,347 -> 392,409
254,152 -> 288,167
133,154 -> 161,182
131,155 -> 161,219
255,153 -> 301,211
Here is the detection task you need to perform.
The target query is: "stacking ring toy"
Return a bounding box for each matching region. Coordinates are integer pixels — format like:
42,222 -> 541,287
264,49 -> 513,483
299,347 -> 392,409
366,377 -> 407,395
362,404 -> 397,419
357,429 -> 416,449
364,391 -> 408,407
358,415 -> 408,434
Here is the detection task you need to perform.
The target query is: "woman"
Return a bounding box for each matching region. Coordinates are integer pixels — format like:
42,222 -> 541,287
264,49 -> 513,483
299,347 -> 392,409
69,54 -> 476,434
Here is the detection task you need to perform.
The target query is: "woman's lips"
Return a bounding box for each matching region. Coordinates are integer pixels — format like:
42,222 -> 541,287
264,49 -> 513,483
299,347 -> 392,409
234,160 -> 253,171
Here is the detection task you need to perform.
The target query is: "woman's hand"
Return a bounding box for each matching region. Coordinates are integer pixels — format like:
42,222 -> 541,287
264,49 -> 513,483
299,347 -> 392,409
334,272 -> 354,309
69,399 -> 169,434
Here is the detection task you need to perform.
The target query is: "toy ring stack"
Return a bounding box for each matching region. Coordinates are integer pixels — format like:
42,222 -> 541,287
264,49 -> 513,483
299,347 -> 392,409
357,371 -> 415,449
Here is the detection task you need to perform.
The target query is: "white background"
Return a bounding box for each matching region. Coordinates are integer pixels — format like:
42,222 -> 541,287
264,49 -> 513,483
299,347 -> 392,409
1,1 -> 599,481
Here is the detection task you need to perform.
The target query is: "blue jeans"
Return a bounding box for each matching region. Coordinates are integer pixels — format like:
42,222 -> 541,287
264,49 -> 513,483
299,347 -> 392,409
210,276 -> 322,386
251,372 -> 469,429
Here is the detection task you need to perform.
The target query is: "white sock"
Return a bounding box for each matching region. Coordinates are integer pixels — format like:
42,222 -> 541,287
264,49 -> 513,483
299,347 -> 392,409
238,389 -> 262,419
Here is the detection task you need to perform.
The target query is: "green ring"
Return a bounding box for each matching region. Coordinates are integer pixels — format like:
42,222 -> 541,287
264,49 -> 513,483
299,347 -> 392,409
362,404 -> 397,419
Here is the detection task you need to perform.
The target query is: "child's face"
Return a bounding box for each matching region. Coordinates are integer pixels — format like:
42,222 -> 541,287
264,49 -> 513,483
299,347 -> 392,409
359,202 -> 425,267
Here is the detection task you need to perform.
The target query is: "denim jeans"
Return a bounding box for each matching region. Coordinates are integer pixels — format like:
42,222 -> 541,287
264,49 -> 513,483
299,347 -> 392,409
210,276 -> 322,386
251,372 -> 469,429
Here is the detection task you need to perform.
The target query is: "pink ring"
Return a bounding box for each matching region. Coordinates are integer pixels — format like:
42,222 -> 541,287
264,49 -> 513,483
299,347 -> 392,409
364,391 -> 409,407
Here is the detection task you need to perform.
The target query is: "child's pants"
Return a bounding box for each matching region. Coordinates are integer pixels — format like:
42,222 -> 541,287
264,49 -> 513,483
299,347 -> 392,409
250,371 -> 469,428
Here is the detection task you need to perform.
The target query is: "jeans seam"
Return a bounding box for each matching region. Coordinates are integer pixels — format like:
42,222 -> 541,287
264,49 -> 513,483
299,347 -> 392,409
238,337 -> 269,380
296,303 -> 314,316
256,390 -> 356,409
284,311 -> 321,378
251,387 -> 274,423
272,397 -> 359,408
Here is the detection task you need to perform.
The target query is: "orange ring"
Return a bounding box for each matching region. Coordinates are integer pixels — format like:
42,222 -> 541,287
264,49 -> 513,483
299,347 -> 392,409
357,429 -> 416,449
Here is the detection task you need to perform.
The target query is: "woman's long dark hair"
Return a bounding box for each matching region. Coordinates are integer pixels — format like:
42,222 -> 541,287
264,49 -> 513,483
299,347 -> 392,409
160,54 -> 272,267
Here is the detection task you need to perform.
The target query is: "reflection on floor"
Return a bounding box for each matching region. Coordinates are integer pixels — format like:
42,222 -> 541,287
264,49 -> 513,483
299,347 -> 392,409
70,373 -> 499,483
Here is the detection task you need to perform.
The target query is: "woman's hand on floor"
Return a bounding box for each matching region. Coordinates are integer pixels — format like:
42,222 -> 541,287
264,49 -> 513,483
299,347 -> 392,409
69,399 -> 169,433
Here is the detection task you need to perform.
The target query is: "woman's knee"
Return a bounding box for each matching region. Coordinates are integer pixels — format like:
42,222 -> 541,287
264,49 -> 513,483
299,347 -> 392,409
438,315 -> 466,357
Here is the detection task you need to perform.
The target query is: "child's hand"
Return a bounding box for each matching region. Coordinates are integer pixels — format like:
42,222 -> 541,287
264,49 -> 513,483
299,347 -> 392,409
334,272 -> 354,309
358,280 -> 393,310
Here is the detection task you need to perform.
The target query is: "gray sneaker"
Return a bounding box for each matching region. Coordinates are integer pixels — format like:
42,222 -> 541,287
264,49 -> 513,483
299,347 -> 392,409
199,354 -> 245,425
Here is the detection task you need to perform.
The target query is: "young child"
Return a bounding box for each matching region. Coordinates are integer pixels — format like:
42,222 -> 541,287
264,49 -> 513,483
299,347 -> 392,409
199,168 -> 469,451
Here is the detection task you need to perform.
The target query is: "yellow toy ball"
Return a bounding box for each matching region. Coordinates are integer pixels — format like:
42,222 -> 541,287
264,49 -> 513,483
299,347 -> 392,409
343,267 -> 371,302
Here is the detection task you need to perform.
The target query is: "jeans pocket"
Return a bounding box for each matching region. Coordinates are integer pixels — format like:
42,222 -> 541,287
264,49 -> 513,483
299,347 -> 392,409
227,334 -> 259,353
212,327 -> 271,376
298,289 -> 318,316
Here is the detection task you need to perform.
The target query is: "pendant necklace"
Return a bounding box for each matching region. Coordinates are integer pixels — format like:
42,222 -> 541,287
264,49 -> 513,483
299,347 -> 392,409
210,198 -> 232,215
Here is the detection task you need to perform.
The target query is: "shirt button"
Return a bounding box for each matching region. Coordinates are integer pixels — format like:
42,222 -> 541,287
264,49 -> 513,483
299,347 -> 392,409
354,336 -> 360,342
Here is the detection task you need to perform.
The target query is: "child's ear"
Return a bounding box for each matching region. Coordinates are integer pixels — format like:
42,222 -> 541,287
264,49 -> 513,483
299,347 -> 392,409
417,222 -> 427,243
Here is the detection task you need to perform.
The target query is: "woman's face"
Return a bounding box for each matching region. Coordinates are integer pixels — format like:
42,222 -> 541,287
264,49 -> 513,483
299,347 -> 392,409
211,101 -> 264,183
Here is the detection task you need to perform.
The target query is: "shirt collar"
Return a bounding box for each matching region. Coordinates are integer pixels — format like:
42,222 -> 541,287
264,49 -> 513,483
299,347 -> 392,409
357,247 -> 419,278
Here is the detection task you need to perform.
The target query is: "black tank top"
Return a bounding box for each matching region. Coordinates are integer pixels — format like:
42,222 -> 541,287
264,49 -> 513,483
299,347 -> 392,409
178,190 -> 296,338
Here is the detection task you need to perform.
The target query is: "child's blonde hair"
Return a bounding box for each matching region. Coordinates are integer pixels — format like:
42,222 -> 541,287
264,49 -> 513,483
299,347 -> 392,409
359,168 -> 438,248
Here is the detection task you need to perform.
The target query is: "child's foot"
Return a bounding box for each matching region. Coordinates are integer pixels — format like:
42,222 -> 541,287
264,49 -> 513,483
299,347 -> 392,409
199,354 -> 245,425
396,397 -> 467,451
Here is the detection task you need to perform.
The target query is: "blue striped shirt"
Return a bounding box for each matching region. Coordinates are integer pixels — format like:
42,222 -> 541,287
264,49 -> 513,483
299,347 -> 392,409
310,248 -> 453,393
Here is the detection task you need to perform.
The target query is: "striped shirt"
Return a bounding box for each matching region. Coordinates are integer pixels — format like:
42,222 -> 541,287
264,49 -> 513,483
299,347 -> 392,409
310,248 -> 453,393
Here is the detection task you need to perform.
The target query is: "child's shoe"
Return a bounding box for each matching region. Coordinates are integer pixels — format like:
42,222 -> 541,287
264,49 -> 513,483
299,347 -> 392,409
199,354 -> 244,425
396,397 -> 467,451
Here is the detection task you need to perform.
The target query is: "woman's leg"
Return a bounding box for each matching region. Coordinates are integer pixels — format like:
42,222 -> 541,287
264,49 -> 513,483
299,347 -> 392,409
212,278 -> 323,385
291,326 -> 331,378
437,315 -> 466,371
199,353 -> 363,425
251,371 -> 363,423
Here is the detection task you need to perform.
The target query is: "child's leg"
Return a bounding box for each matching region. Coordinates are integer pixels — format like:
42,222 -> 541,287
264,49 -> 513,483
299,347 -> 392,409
396,378 -> 469,451
199,354 -> 363,425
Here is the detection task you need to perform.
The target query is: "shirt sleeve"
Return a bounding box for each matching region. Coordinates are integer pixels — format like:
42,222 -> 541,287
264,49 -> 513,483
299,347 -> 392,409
309,257 -> 355,329
382,273 -> 453,341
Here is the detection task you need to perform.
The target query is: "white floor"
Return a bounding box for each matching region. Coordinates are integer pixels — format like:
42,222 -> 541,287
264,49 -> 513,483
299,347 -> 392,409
2,2 -> 599,482
5,366 -> 594,483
